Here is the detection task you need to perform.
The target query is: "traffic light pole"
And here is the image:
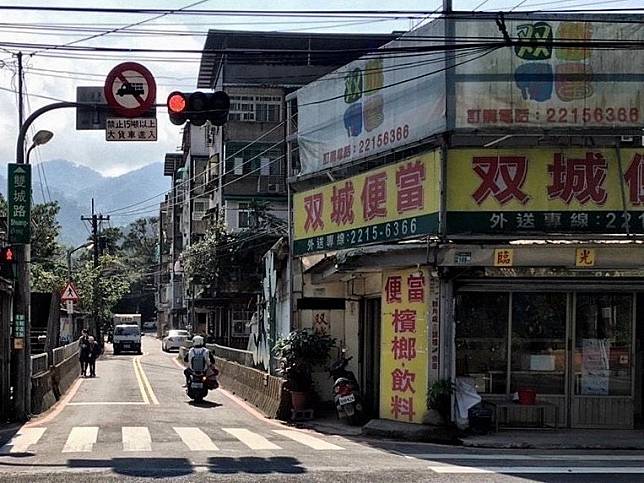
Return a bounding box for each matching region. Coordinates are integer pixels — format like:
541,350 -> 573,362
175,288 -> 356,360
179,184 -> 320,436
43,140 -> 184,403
13,101 -> 79,421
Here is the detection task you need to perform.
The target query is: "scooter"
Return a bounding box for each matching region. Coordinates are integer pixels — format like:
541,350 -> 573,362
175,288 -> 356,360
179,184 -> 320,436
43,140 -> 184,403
329,349 -> 364,425
186,370 -> 209,403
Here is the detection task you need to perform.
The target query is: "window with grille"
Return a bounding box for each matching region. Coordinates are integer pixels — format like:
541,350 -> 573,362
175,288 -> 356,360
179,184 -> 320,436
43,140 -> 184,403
229,95 -> 282,123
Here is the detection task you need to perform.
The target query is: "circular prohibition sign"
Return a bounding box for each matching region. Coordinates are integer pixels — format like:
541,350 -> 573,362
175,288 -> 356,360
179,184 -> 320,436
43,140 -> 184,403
104,62 -> 157,118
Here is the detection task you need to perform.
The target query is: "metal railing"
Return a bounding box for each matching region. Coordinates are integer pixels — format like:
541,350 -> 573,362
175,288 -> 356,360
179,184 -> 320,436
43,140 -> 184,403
30,352 -> 49,376
52,339 -> 80,366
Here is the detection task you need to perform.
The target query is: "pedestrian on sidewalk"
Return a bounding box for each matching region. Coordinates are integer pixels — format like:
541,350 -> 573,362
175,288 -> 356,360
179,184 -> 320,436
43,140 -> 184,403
87,336 -> 101,378
79,329 -> 90,377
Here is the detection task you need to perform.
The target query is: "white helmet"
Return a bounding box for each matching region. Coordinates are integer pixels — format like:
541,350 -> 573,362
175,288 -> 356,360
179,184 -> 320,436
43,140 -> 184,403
192,335 -> 204,347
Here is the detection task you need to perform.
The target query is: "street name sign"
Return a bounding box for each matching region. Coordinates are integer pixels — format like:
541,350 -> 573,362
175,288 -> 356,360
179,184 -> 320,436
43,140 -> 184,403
104,62 -> 156,118
106,117 -> 157,141
7,164 -> 31,244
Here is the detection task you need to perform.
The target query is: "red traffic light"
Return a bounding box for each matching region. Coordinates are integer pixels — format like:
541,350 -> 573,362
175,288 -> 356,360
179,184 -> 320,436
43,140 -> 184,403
0,246 -> 14,263
167,92 -> 187,113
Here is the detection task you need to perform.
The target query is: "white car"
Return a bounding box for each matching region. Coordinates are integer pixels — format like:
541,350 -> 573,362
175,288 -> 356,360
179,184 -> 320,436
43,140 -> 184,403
162,330 -> 190,352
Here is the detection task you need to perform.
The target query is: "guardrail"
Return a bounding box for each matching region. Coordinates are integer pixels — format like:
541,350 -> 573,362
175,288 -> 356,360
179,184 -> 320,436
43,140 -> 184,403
30,352 -> 49,376
52,339 -> 80,366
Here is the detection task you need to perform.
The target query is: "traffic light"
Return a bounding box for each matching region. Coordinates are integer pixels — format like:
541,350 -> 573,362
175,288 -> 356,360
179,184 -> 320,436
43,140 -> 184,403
0,246 -> 15,264
167,91 -> 230,127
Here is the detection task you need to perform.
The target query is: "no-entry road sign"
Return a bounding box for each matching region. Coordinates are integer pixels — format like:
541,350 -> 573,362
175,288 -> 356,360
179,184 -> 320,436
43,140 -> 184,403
104,62 -> 156,118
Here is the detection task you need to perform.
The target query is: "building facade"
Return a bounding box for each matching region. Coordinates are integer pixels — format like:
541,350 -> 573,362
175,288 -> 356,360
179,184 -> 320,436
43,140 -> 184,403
287,13 -> 644,427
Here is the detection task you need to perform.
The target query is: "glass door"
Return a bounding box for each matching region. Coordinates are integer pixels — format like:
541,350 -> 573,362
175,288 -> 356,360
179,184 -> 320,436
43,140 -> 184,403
571,293 -> 635,428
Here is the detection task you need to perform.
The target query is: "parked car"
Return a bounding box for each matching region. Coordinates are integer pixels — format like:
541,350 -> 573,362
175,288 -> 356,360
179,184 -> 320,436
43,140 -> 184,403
142,321 -> 156,331
162,330 -> 190,352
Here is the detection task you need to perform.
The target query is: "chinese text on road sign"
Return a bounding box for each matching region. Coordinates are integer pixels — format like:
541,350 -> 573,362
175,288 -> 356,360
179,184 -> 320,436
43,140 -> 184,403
106,118 -> 157,142
8,164 -> 31,244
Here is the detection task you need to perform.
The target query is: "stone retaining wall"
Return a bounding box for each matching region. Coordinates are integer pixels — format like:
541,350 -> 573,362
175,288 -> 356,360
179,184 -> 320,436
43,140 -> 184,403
31,349 -> 80,415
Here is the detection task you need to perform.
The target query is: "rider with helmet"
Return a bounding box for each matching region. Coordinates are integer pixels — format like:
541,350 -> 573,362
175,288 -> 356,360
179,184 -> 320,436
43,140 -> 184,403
183,335 -> 215,386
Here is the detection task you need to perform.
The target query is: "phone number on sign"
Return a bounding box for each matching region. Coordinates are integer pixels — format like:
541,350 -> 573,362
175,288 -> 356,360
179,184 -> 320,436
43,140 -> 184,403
354,124 -> 410,156
546,107 -> 640,123
348,218 -> 418,245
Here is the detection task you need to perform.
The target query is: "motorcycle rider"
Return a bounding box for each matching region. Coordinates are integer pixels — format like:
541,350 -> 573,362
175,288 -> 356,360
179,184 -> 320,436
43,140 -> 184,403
183,335 -> 215,387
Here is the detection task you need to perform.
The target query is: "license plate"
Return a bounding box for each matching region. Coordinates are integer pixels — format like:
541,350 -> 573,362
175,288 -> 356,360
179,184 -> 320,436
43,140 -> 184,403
123,344 -> 130,348
191,382 -> 203,389
338,394 -> 355,405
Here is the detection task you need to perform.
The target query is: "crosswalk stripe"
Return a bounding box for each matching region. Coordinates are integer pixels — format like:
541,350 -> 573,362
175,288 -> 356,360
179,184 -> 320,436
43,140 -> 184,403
62,427 -> 99,453
122,426 -> 151,452
174,427 -> 218,451
222,428 -> 281,450
0,427 -> 46,454
272,430 -> 343,450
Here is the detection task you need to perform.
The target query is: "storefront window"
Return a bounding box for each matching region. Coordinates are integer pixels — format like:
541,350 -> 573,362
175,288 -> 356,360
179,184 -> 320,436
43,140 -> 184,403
455,293 -> 509,394
575,294 -> 633,396
511,293 -> 567,394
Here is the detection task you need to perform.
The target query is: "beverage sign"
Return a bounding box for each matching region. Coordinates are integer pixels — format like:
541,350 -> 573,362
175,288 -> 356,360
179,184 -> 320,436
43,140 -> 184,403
292,151 -> 440,255
8,164 -> 31,244
446,148 -> 644,235
380,268 -> 429,424
455,18 -> 644,130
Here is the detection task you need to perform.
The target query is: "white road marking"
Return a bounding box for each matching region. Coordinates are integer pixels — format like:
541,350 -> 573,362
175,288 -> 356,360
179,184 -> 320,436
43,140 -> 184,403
122,426 -> 152,452
427,465 -> 644,474
272,430 -> 343,450
223,428 -> 281,450
410,453 -> 644,461
67,402 -> 148,406
0,427 -> 46,454
174,427 -> 218,451
62,427 -> 99,453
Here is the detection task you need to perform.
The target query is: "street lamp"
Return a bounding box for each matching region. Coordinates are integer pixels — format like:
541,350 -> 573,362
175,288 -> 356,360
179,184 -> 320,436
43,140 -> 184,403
67,241 -> 94,280
26,129 -> 54,165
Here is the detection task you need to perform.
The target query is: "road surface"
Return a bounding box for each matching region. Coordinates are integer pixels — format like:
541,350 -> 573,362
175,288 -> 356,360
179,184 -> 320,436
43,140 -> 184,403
1,334 -> 644,482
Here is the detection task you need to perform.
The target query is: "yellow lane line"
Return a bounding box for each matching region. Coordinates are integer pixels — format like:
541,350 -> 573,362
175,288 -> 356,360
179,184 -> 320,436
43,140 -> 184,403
136,354 -> 160,405
132,356 -> 149,405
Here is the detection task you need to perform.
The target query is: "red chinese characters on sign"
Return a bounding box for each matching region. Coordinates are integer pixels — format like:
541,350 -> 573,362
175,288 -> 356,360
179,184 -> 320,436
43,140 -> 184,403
361,172 -> 388,221
391,336 -> 417,361
391,395 -> 415,421
385,276 -> 402,304
625,153 -> 644,205
330,180 -> 355,226
472,156 -> 529,205
303,193 -> 324,233
392,309 -> 416,333
396,161 -> 425,213
548,152 -> 608,204
391,368 -> 416,393
407,272 -> 425,303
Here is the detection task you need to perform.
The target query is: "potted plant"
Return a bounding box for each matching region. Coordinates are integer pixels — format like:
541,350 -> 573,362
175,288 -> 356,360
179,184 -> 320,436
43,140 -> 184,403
273,329 -> 336,410
428,379 -> 455,423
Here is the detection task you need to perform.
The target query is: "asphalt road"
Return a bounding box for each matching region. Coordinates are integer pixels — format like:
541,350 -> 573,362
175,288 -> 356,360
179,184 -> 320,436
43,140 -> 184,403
1,334 -> 644,482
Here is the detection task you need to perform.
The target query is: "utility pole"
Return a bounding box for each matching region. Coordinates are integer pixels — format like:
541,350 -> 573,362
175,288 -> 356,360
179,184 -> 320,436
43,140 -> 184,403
81,199 -> 109,343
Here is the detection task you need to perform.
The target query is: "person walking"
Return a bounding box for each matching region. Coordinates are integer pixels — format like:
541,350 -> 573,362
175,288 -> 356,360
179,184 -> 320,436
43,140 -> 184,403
79,329 -> 90,377
87,336 -> 101,378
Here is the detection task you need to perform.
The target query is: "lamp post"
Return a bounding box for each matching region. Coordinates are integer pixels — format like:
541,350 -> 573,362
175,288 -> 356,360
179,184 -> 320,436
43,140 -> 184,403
13,128 -> 54,421
67,242 -> 94,281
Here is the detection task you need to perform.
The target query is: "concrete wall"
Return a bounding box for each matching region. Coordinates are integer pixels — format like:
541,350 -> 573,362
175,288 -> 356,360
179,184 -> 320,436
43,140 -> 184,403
31,348 -> 79,415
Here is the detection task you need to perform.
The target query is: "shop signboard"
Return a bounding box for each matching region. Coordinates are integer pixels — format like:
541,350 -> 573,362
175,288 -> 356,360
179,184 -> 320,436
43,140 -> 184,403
455,18 -> 644,130
296,19 -> 446,176
446,148 -> 644,235
293,151 -> 440,255
380,267 -> 429,424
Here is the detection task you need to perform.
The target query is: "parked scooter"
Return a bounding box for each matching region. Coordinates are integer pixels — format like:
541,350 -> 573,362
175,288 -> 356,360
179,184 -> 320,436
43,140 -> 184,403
329,349 -> 364,425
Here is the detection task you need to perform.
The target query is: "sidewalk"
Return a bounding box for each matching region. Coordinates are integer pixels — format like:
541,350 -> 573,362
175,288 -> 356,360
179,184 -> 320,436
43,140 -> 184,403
462,429 -> 644,450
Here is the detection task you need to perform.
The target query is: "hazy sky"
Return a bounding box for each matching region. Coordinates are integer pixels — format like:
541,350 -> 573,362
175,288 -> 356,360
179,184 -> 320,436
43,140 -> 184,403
0,0 -> 638,177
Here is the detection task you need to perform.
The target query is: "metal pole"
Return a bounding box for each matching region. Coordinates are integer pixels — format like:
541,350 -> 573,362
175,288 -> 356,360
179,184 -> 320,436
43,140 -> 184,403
13,101 -> 78,421
17,52 -> 23,128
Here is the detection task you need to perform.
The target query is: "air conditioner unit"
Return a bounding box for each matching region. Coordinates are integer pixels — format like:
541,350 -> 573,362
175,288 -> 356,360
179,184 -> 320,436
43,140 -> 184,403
267,183 -> 280,193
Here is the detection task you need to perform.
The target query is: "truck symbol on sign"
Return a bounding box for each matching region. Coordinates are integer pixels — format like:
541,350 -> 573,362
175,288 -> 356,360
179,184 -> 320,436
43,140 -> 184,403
117,82 -> 145,97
